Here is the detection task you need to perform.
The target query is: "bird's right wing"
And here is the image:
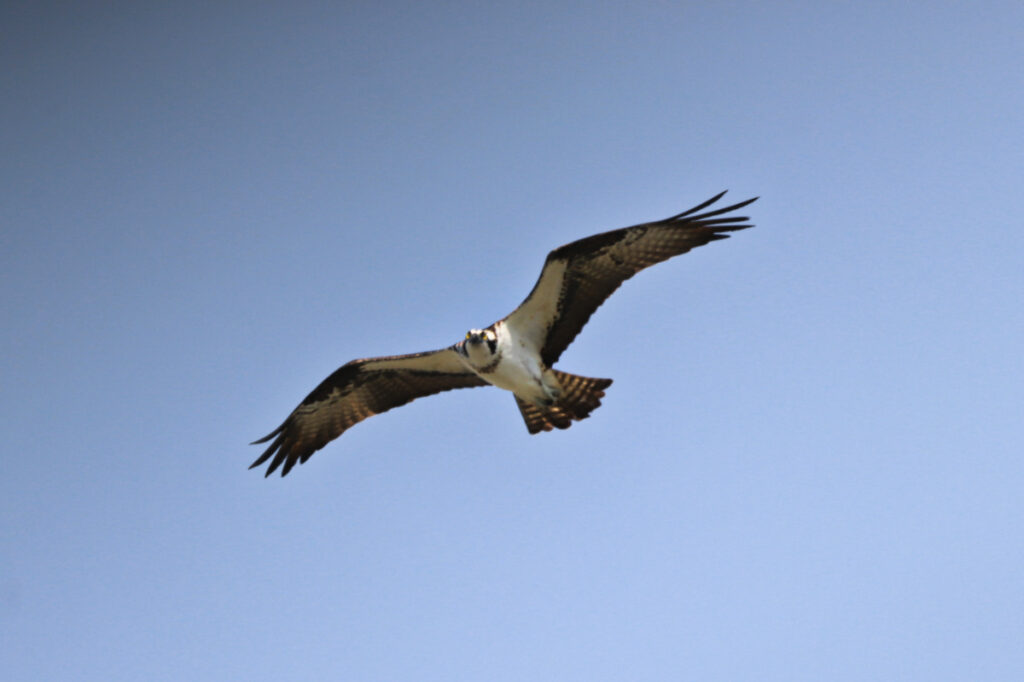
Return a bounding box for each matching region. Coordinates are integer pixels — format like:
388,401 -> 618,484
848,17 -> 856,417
250,347 -> 487,477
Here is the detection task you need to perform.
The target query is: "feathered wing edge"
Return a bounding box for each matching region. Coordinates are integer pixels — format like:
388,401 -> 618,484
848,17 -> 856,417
250,348 -> 487,477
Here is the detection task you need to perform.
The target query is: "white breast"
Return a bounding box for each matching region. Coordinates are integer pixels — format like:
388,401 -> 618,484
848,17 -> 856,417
482,321 -> 550,404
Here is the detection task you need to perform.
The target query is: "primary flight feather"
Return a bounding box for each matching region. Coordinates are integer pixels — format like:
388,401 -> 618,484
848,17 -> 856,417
251,191 -> 757,476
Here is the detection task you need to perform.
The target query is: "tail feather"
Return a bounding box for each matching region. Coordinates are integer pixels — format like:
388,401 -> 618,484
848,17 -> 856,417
515,370 -> 613,434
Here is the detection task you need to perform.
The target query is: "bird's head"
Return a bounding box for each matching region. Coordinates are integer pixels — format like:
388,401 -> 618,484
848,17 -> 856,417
459,328 -> 499,364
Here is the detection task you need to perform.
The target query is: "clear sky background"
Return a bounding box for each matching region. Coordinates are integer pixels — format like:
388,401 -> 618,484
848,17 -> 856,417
2,2 -> 1022,680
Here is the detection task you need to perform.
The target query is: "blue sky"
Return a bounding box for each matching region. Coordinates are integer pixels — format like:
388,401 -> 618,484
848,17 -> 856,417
2,2 -> 1022,680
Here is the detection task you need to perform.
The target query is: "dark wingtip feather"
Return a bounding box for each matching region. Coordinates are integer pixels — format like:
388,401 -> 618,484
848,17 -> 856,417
687,197 -> 758,222
250,421 -> 285,445
665,192 -> 759,223
724,195 -> 758,212
248,446 -> 274,469
248,420 -> 290,475
264,454 -> 283,477
249,425 -> 284,469
671,190 -> 729,219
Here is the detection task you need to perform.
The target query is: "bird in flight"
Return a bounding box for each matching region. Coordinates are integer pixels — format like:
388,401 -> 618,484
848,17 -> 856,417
251,191 -> 757,476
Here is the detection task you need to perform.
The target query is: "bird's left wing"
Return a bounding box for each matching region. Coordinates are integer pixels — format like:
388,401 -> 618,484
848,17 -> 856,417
250,347 -> 487,477
503,192 -> 756,366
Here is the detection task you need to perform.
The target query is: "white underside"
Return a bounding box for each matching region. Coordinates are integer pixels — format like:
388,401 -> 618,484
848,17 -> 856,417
460,321 -> 557,405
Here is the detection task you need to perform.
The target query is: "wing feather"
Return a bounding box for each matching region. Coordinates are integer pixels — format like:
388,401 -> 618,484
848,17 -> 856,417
250,348 -> 486,476
503,192 -> 756,365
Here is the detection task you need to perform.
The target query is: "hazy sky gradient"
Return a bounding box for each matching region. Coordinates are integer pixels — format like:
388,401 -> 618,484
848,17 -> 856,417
3,2 -> 1022,680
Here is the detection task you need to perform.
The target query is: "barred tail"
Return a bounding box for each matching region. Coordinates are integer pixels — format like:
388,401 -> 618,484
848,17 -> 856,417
514,370 -> 613,434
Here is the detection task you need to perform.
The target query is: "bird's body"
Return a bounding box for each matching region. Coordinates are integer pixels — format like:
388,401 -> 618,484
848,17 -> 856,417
457,321 -> 555,405
251,191 -> 756,476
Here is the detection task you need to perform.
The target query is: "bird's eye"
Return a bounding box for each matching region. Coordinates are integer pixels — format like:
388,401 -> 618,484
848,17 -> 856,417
466,332 -> 472,340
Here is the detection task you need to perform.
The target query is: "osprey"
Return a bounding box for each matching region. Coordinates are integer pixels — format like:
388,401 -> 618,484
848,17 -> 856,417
251,191 -> 756,476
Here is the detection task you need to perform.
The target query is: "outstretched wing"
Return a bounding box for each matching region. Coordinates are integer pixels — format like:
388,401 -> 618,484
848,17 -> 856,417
250,348 -> 487,477
503,191 -> 757,366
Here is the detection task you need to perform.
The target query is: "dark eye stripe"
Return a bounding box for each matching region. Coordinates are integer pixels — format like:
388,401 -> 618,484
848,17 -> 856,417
486,337 -> 497,354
